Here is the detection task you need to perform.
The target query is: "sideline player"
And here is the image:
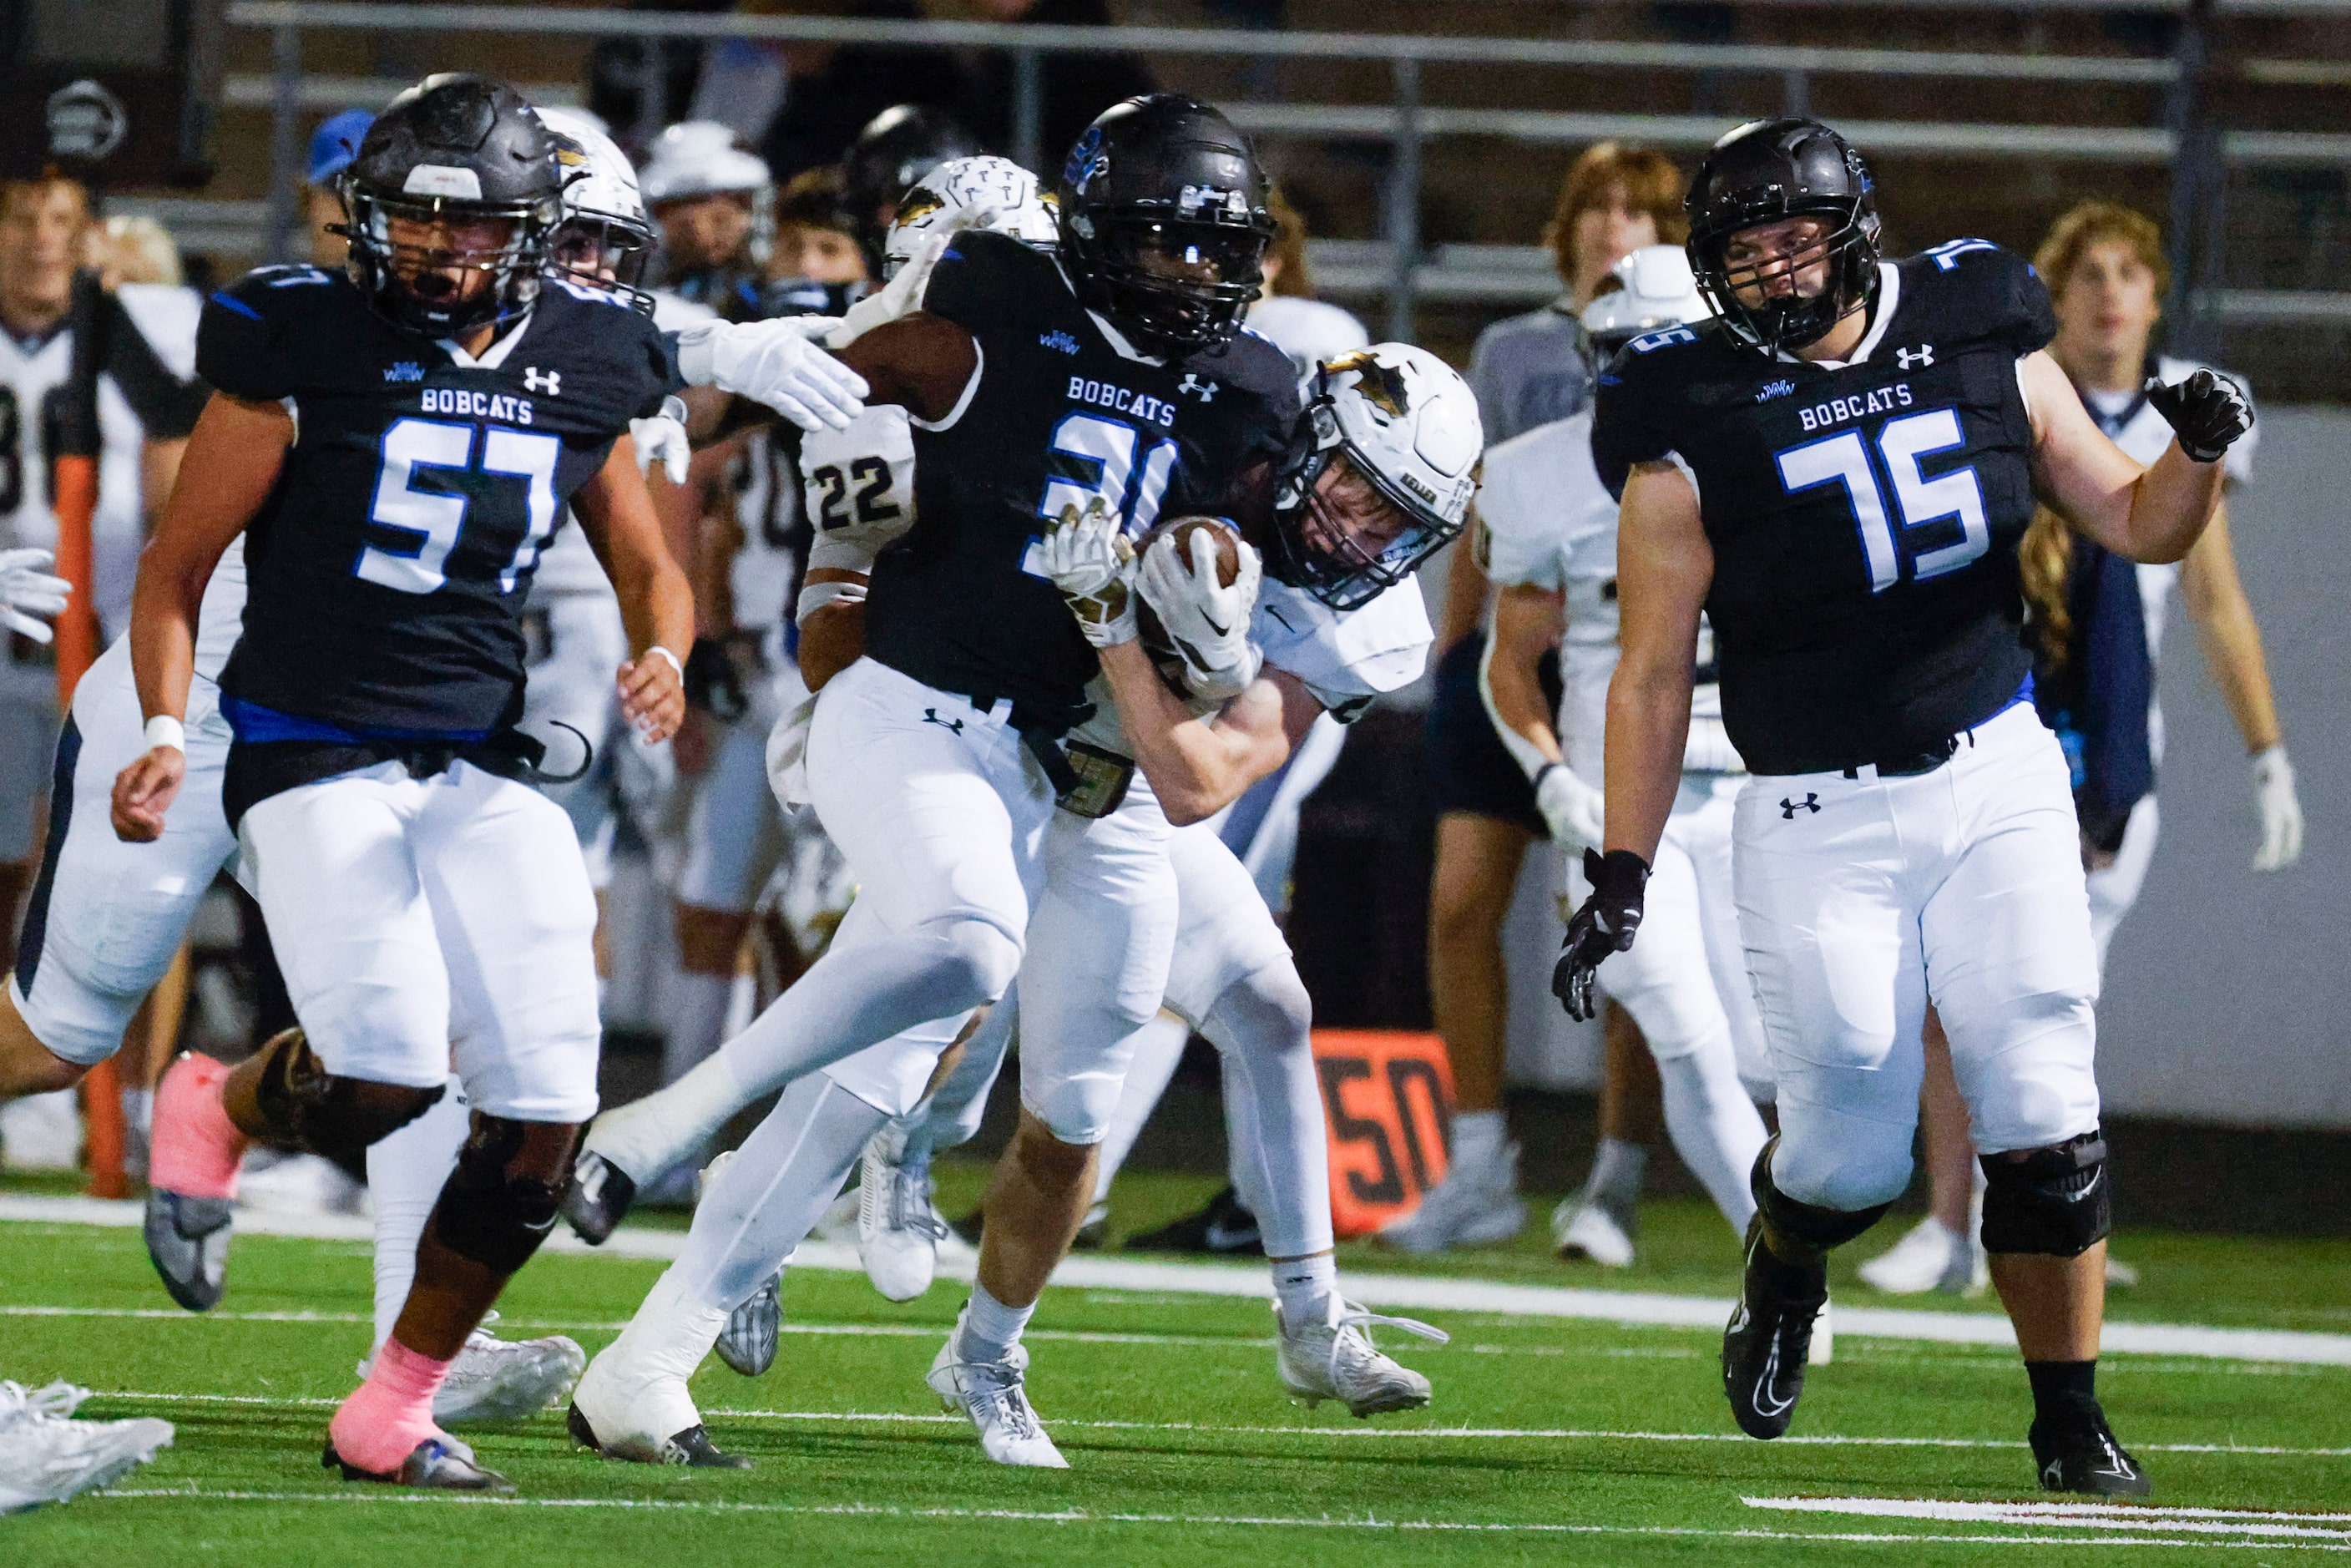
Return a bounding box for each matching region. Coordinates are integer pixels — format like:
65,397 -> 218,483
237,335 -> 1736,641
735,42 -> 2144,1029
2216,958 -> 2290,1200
1565,117 -> 2249,1493
640,122 -> 773,318
1476,246 -> 1769,1251
116,77 -> 695,1493
1859,200 -> 2303,1297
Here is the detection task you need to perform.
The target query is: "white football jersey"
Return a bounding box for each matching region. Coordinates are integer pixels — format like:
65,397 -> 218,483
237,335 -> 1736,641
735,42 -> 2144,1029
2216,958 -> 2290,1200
1477,410 -> 1738,785
1246,296 -> 1371,394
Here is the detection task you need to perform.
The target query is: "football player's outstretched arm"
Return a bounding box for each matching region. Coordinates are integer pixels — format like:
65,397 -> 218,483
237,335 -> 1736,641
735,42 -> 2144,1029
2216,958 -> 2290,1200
1095,640 -> 1307,824
2021,350 -> 2237,566
114,392 -> 294,842
1604,460 -> 1711,864
574,434 -> 695,745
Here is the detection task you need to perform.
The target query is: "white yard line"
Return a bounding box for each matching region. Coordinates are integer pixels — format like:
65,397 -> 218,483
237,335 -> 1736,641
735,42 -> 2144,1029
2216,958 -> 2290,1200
1747,1496 -> 2351,1541
10,1193 -> 2351,1365
88,1487 -> 2351,1549
71,1391 -> 2351,1459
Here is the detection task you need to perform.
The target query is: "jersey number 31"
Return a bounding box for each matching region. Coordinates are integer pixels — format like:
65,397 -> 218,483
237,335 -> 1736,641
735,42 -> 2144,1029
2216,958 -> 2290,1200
1775,407 -> 1989,593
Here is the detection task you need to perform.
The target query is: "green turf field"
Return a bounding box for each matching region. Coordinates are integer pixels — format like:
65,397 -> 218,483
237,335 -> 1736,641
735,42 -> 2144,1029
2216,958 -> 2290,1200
6,1166 -> 2350,1565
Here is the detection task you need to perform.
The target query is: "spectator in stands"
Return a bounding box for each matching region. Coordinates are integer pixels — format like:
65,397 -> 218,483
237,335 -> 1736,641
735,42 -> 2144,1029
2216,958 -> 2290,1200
751,0 -> 964,185
304,109 -> 373,268
87,217 -> 184,291
1393,143 -> 1684,1257
768,166 -> 870,287
955,0 -> 1157,169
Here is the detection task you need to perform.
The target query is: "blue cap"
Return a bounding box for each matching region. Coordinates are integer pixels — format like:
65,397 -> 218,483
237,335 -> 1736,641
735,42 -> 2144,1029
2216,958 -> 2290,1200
307,109 -> 375,188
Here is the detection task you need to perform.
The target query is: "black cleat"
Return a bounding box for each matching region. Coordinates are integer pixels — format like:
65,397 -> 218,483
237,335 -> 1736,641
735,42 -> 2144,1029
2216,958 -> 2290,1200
715,1272 -> 781,1378
1125,1185 -> 1264,1257
2031,1405 -> 2151,1496
144,1188 -> 235,1312
567,1403 -> 751,1469
559,1150 -> 636,1246
324,1434 -> 515,1493
1722,1218 -> 1828,1439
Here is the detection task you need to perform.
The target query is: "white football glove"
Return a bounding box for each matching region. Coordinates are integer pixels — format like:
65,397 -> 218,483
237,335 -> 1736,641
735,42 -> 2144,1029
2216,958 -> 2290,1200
1136,524 -> 1263,701
765,691 -> 820,807
2251,744 -> 2303,872
1534,762 -> 1605,855
1037,498 -> 1137,647
629,396 -> 691,485
0,546 -> 72,644
674,317 -> 867,432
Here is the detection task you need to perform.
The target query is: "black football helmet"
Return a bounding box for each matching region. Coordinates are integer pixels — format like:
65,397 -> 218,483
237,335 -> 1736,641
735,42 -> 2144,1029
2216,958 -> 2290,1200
341,74 -> 561,337
1685,117 -> 1881,357
1056,95 -> 1275,359
841,104 -> 980,273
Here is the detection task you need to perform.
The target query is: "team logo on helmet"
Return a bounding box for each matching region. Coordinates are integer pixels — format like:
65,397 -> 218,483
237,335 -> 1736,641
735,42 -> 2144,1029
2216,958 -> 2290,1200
1322,350 -> 1411,419
1063,126 -> 1107,195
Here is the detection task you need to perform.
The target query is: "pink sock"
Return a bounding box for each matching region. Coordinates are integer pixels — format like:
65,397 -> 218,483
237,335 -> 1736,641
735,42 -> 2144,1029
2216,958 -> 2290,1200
148,1053 -> 250,1200
328,1337 -> 454,1474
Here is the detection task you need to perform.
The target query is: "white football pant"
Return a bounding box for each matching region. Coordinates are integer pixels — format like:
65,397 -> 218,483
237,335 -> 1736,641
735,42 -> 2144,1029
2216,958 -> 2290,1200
1736,702 -> 2102,1213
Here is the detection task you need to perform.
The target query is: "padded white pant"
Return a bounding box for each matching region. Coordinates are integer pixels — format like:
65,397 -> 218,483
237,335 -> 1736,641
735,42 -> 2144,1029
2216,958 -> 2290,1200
11,637 -> 237,1067
238,760 -> 602,1122
677,656 -> 806,913
1737,703 -> 2102,1212
0,654 -> 57,864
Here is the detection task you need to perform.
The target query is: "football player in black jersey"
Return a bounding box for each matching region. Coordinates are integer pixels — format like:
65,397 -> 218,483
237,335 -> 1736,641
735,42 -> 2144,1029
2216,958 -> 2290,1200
113,76 -> 695,1494
1565,119 -> 2251,1495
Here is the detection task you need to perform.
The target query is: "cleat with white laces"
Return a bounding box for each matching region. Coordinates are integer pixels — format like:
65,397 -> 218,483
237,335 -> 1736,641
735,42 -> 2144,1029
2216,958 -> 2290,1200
1273,1295 -> 1447,1417
1551,1186 -> 1638,1267
925,1304 -> 1067,1468
860,1122 -> 951,1302
569,1268 -> 748,1467
1374,1143 -> 1524,1254
323,1433 -> 513,1492
358,1314 -> 586,1424
1857,1215 -> 1984,1296
0,1381 -> 174,1515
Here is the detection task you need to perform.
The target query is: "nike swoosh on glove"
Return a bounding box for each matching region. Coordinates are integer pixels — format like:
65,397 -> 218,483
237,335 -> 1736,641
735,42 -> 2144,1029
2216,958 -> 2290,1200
1038,498 -> 1138,647
2145,367 -> 2252,463
1553,847 -> 1649,1022
1136,524 -> 1263,701
0,546 -> 72,644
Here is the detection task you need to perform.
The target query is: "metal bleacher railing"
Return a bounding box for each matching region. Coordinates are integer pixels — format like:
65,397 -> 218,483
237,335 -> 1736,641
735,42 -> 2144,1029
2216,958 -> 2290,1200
213,1 -> 2351,346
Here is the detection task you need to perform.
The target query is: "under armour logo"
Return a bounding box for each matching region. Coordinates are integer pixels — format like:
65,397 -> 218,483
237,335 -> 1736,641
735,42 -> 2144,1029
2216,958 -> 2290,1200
1780,794 -> 1821,818
1894,345 -> 1934,371
1177,372 -> 1218,402
922,707 -> 964,734
523,367 -> 561,395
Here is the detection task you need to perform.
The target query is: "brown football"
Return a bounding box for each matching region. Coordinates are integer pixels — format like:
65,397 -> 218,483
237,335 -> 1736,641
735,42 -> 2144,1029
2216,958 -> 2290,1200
1132,517 -> 1241,694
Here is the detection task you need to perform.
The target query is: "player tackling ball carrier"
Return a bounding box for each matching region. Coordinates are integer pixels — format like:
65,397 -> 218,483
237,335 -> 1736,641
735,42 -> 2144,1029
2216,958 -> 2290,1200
1559,119 -> 2250,1495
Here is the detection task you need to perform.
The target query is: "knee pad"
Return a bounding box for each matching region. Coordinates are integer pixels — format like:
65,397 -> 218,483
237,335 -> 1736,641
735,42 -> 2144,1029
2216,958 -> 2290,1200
427,1115 -> 582,1274
1753,1138 -> 1893,1262
247,1027 -> 443,1161
1979,1130 -> 2111,1257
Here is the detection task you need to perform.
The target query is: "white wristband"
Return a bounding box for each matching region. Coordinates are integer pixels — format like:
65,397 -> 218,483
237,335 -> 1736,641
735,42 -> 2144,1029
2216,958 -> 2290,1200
796,578 -> 868,625
144,715 -> 185,754
645,645 -> 685,679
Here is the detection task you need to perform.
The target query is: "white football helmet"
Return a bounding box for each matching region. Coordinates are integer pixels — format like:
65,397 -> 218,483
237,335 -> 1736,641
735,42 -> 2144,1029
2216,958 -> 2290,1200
882,154 -> 1058,280
638,121 -> 771,205
1270,342 -> 1484,610
1580,243 -> 1712,348
537,106 -> 658,311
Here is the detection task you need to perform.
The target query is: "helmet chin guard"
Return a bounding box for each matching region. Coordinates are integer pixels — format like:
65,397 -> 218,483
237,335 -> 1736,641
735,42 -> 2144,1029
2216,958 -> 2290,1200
1268,343 -> 1484,611
1685,117 -> 1881,357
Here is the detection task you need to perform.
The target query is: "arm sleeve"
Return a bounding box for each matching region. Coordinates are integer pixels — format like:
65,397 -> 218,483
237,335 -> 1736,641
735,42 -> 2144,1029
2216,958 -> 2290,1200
195,271 -> 303,402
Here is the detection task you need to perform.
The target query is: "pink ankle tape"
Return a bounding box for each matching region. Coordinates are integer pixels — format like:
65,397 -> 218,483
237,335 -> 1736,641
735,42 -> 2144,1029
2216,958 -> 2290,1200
329,1338 -> 454,1474
148,1053 -> 249,1199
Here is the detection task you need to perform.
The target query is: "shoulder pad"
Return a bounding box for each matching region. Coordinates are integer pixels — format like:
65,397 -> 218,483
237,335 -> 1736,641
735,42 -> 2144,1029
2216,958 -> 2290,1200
1479,413 -> 1604,588
198,265 -> 341,401
1903,241 -> 2055,357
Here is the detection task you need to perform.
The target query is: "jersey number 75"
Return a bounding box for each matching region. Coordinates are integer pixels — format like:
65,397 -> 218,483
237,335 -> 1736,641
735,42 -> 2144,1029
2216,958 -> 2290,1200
1775,407 -> 1990,593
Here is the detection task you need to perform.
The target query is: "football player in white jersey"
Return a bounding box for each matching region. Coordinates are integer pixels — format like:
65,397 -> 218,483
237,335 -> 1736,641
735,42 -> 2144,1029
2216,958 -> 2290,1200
1859,200 -> 2302,1298
1453,247 -> 1770,1262
566,343 -> 1466,1471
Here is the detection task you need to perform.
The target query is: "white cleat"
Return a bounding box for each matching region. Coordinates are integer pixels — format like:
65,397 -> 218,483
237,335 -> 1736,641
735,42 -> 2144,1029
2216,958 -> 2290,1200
925,1305 -> 1067,1468
356,1314 -> 586,1424
1373,1143 -> 1525,1254
0,1380 -> 174,1514
860,1122 -> 950,1302
1551,1188 -> 1637,1267
1857,1216 -> 1984,1297
1273,1294 -> 1447,1417
0,1090 -> 83,1172
567,1269 -> 746,1468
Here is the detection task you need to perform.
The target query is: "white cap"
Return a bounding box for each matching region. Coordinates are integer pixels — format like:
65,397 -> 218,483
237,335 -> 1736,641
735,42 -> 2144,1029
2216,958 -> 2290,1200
638,121 -> 771,206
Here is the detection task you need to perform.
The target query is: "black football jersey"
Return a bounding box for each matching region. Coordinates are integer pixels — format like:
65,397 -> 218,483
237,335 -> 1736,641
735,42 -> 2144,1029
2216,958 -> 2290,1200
198,266 -> 681,739
1592,240 -> 2056,774
864,230 -> 1299,728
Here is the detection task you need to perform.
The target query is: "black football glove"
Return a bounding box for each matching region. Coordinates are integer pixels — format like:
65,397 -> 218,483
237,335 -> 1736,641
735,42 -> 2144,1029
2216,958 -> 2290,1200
1552,847 -> 1651,1023
2144,368 -> 2252,463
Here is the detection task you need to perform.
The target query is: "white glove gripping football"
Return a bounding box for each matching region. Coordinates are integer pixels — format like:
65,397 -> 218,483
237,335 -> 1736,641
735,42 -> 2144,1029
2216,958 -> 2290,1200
1038,498 -> 1137,647
1534,762 -> 1605,855
1136,524 -> 1263,701
629,396 -> 692,485
0,546 -> 72,644
766,691 -> 820,807
2251,744 -> 2304,873
674,317 -> 867,432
